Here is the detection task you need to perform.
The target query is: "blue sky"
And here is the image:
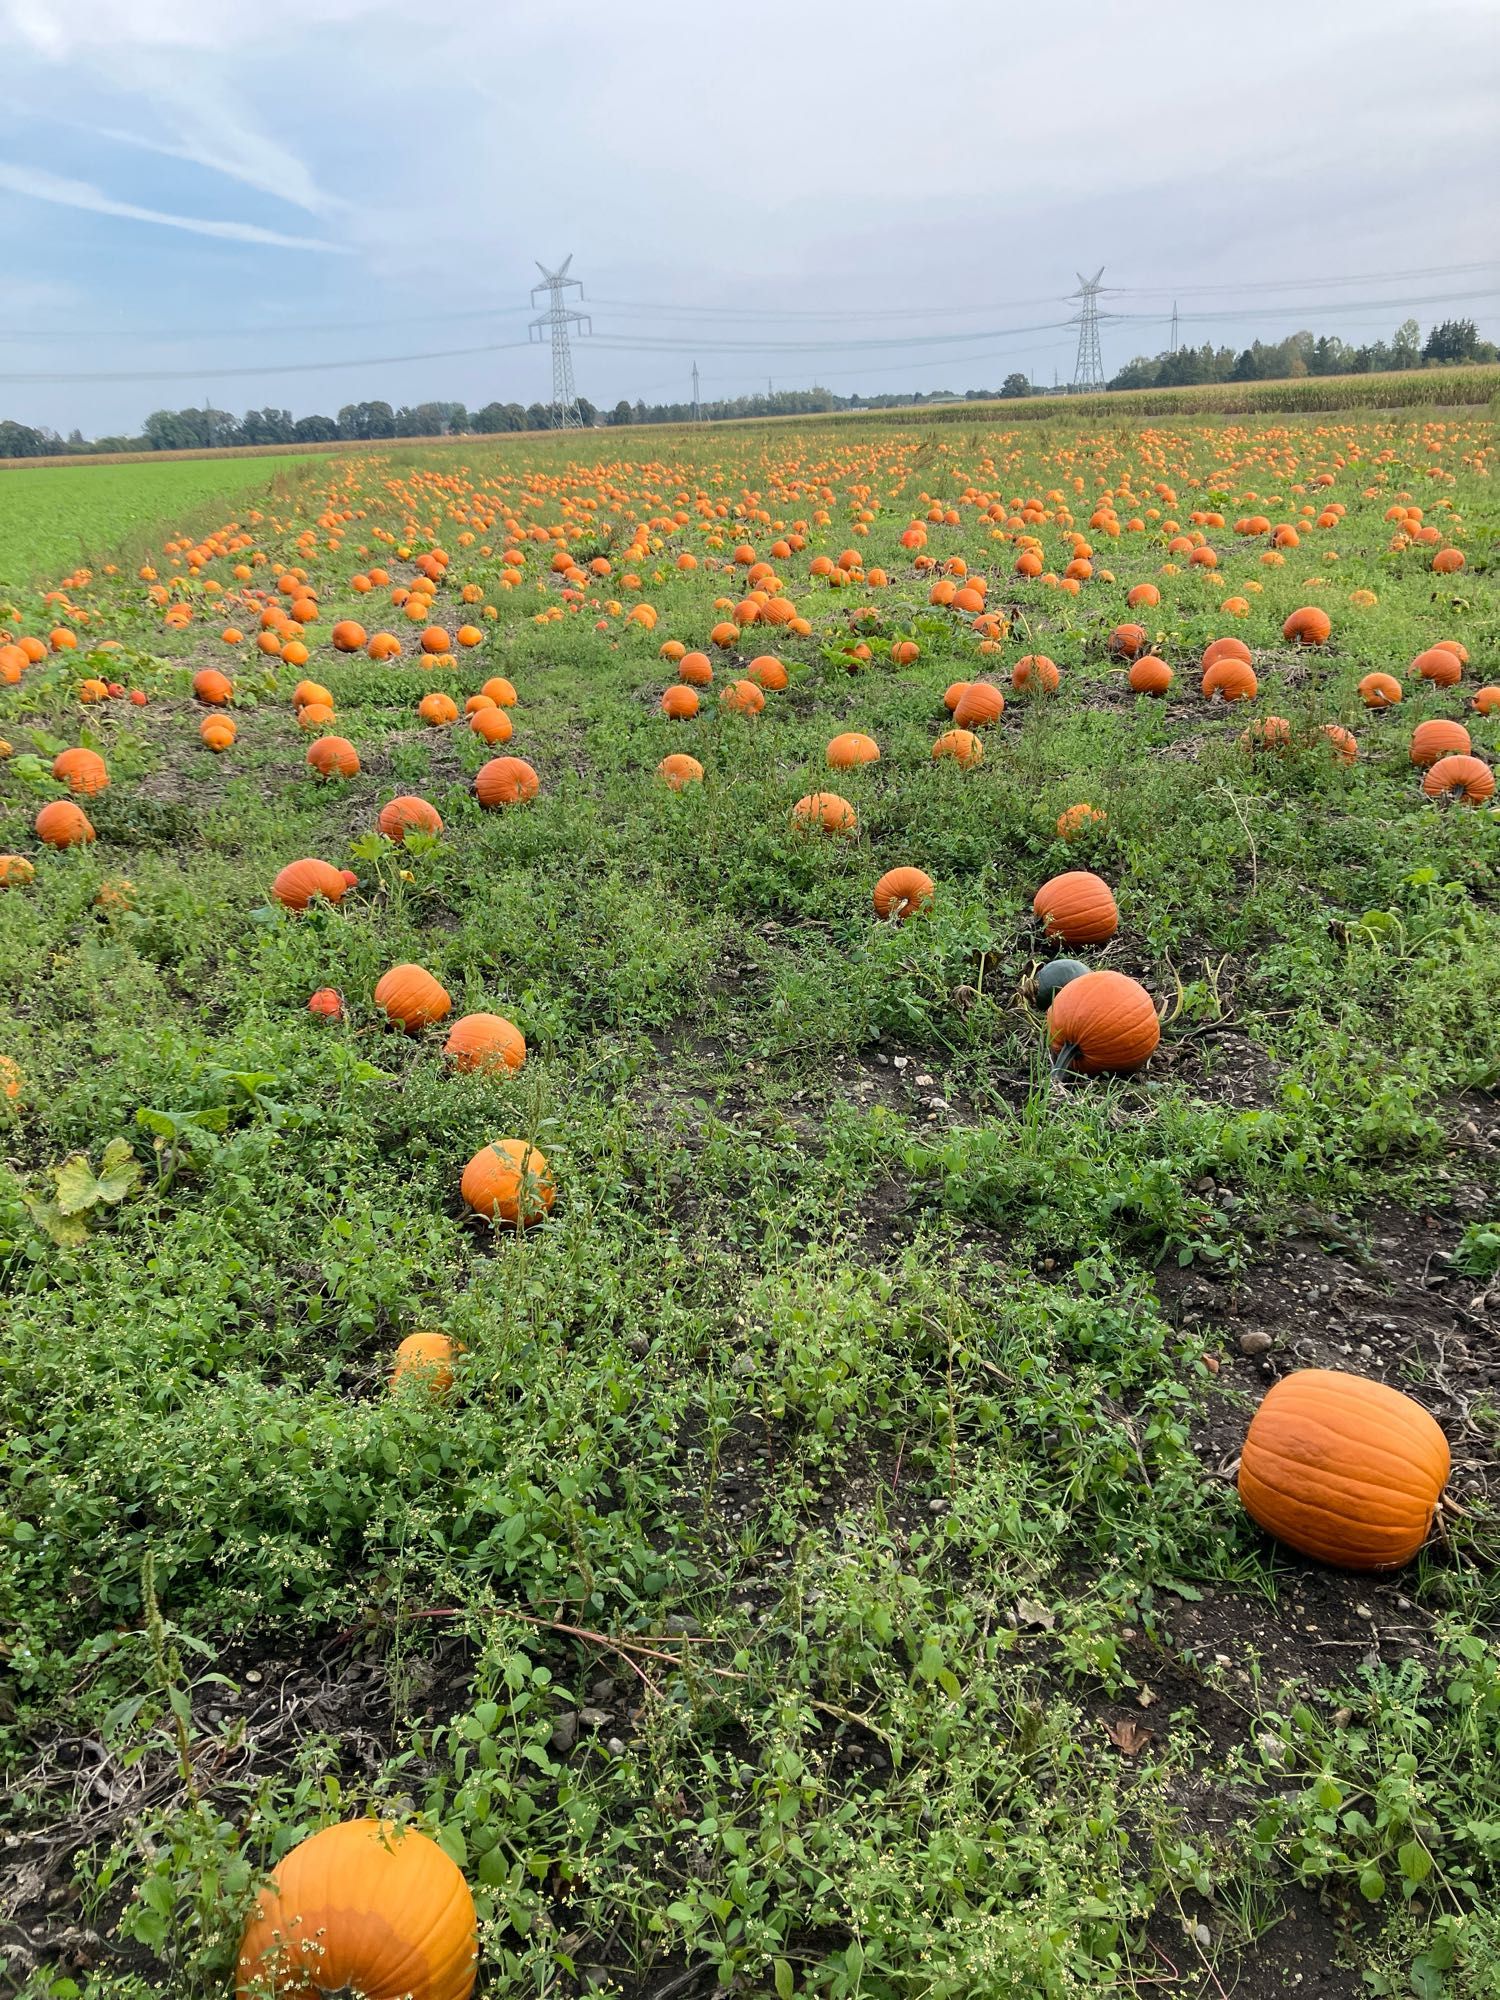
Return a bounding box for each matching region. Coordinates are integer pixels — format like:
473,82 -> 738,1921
0,0 -> 1497,436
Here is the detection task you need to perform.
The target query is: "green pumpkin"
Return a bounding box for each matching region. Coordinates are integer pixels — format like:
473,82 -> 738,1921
1033,958 -> 1090,1007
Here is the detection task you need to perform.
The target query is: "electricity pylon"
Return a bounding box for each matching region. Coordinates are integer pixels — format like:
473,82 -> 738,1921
1069,267 -> 1107,391
529,256 -> 591,428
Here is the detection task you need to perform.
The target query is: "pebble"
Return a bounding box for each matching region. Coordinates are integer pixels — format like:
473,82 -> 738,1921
580,1705 -> 611,1729
1238,1330 -> 1274,1356
550,1713 -> 578,1753
607,1737 -> 626,1756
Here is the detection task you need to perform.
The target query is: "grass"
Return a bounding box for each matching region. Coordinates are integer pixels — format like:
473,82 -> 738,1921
0,411 -> 1497,1999
0,456 -> 316,588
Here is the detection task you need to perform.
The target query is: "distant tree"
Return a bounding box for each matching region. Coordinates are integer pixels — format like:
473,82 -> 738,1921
1000,373 -> 1032,399
1391,319 -> 1422,370
609,399 -> 634,425
241,408 -> 295,445
0,419 -> 48,457
1108,355 -> 1160,391
575,396 -> 598,426
293,414 -> 339,442
1424,318 -> 1478,364
525,403 -> 551,430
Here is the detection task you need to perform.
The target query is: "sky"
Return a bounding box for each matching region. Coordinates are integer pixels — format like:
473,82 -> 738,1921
0,0 -> 1497,436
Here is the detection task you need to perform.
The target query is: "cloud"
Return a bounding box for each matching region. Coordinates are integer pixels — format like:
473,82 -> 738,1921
86,107 -> 346,219
0,161 -> 347,249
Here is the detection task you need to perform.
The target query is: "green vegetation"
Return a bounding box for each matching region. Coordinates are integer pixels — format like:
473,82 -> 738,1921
0,412 -> 1497,1998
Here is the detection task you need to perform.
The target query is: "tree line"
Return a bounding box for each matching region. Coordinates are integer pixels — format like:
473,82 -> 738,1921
0,319 -> 1491,458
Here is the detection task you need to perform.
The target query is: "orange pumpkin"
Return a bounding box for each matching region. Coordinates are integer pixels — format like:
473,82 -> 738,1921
1409,719 -> 1471,767
790,792 -> 858,836
35,800 -> 95,849
1411,646 -> 1462,688
658,752 -> 704,790
461,1138 -> 554,1223
661,685 -> 699,719
1033,870 -> 1118,945
1238,1369 -> 1448,1571
1358,672 -> 1402,709
51,748 -> 109,795
1202,658 -> 1258,702
931,729 -> 983,767
953,681 -> 1005,728
374,963 -> 451,1031
1011,654 -> 1059,693
192,668 -> 233,706
677,652 -> 713,687
418,692 -> 459,727
235,1820 -> 476,2000
872,867 -> 934,920
307,736 -> 360,779
471,707 -> 514,744
332,619 -> 367,652
1048,969 -> 1159,1075
379,796 -> 443,842
475,757 -> 539,807
1056,803 -> 1106,839
481,676 -> 518,707
1283,606 -> 1331,647
272,859 -> 348,911
826,731 -> 880,769
0,855 -> 37,886
719,679 -> 765,714
200,715 -> 237,753
391,1332 -> 459,1393
1473,686 -> 1500,717
1422,754 -> 1495,805
1201,636 -> 1252,671
1128,655 -> 1173,695
1107,623 -> 1148,660
444,1012 -> 526,1073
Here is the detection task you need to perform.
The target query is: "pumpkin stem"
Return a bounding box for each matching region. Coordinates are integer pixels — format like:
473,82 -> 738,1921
1050,1041 -> 1080,1080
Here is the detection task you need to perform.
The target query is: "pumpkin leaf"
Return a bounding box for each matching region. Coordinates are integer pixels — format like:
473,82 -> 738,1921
25,1196 -> 90,1246
54,1141 -> 140,1214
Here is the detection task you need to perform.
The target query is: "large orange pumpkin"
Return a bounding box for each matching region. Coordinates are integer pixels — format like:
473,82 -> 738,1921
1128,655 -> 1173,695
790,792 -> 857,835
35,800 -> 95,848
1238,1369 -> 1449,1570
826,731 -> 880,769
391,1331 -> 459,1393
658,752 -> 704,790
1357,673 -> 1401,709
475,756 -> 539,807
872,867 -> 934,920
931,729 -> 983,766
235,1820 -> 476,2000
1422,754 -> 1495,805
661,685 -> 699,719
1283,606 -> 1331,647
375,963 -> 451,1031
307,736 -> 361,779
1047,969 -> 1159,1074
461,1138 -> 554,1222
1409,719 -> 1470,767
272,859 -> 348,911
1411,647 -> 1462,688
444,1012 -> 526,1073
1033,870 -> 1118,945
192,668 -> 233,706
51,748 -> 109,796
953,681 -> 1005,728
1202,658 -> 1257,702
379,796 -> 443,842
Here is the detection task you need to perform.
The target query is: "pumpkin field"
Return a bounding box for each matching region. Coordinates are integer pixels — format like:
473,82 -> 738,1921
2,411 -> 1499,2000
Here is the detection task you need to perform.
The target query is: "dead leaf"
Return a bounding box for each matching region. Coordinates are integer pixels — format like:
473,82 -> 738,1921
1014,1597 -> 1055,1631
1106,1717 -> 1154,1756
1136,1683 -> 1157,1709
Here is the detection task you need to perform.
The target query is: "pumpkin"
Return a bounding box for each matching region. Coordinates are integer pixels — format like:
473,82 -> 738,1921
827,731 -> 880,769
1409,719 -> 1470,767
1048,968 -> 1159,1074
1412,646 -> 1462,688
444,1012 -> 526,1073
943,681 -> 970,712
51,748 -> 109,795
1032,957 -> 1090,1007
307,988 -> 343,1019
790,792 -> 857,836
953,680 -> 1005,728
200,715 -> 237,752
374,963 -> 451,1031
1201,636 -> 1252,671
1358,672 -> 1402,709
235,1819 -> 476,2000
1202,658 -> 1258,702
272,859 -> 348,910
1056,803 -> 1106,839
297,702 -> 336,732
192,668 -> 233,705
1283,606 -> 1331,646
677,652 -> 713,687
391,1332 -> 459,1393
1473,686 -> 1500,717
461,1138 -> 555,1223
1321,724 -> 1358,765
420,625 -> 451,655
1422,754 -> 1495,805
418,692 -> 459,726
661,685 -> 699,718
307,735 -> 360,779
1241,716 -> 1291,752
719,679 -> 765,714
890,641 -> 920,666
1128,655 -> 1172,695
1107,623 -> 1148,659
482,676 -> 518,706
746,655 -> 788,690
872,866 -> 934,920
1238,1369 -> 1449,1571
1033,870 -> 1118,946
292,679 -> 333,710
931,728 -> 983,767
1011,654 -> 1059,693
471,706 -> 513,744
35,800 -> 95,848
0,855 -> 37,887
379,796 -> 443,842
475,756 -> 539,807
332,619 -> 367,652
658,752 -> 704,790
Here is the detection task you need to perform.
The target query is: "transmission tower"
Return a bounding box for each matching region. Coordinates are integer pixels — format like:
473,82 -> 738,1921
1169,300 -> 1179,352
1069,267 -> 1107,391
529,255 -> 591,429
691,361 -> 701,423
